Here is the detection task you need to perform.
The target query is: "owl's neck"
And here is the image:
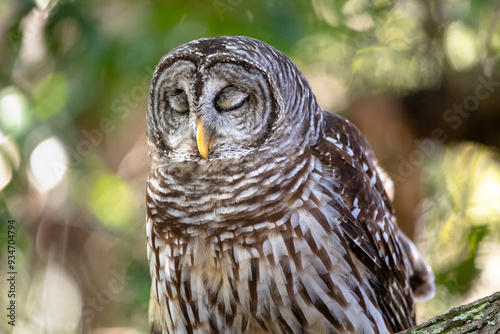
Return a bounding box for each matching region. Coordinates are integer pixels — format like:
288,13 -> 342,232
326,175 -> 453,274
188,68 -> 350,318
146,150 -> 321,237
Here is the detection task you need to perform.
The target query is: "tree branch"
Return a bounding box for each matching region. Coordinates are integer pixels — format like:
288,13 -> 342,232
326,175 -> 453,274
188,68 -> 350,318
397,291 -> 500,334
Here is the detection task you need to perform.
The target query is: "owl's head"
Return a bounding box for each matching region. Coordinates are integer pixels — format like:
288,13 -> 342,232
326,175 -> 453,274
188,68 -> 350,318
147,36 -> 321,164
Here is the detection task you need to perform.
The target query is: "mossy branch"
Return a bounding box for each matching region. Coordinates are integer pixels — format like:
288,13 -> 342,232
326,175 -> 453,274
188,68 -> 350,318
397,291 -> 500,334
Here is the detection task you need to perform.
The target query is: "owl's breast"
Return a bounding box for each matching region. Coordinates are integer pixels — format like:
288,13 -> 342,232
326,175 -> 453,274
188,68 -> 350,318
148,204 -> 390,333
146,154 -> 328,234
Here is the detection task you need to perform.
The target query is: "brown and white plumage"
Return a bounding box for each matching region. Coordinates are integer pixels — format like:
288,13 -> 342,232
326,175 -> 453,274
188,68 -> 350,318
146,36 -> 434,334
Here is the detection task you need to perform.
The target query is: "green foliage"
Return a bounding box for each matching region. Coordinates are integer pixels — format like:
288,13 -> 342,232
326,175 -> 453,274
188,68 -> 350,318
435,225 -> 488,296
420,143 -> 500,320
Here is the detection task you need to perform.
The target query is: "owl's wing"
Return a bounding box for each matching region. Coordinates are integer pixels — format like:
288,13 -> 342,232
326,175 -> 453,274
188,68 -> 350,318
311,110 -> 430,332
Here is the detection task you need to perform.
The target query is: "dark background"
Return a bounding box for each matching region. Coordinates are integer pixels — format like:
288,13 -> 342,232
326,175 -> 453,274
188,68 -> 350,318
1,0 -> 499,332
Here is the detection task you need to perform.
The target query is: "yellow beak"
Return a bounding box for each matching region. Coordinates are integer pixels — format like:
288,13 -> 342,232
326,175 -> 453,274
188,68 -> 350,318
196,120 -> 213,159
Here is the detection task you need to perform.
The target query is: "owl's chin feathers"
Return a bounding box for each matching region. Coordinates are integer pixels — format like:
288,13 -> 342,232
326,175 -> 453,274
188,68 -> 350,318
154,137 -> 296,172
158,151 -> 273,178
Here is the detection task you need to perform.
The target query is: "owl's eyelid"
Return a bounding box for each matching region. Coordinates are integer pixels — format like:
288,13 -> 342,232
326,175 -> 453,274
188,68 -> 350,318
215,86 -> 249,112
215,94 -> 248,112
168,90 -> 189,114
171,107 -> 189,115
171,89 -> 187,97
219,84 -> 247,96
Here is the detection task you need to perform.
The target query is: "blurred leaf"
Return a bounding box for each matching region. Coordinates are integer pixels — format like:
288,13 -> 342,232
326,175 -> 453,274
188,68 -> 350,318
32,73 -> 69,119
435,225 -> 488,295
89,173 -> 137,230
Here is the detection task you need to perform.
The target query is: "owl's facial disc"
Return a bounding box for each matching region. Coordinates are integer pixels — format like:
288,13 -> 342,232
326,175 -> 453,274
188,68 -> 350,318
191,63 -> 274,159
151,60 -> 274,161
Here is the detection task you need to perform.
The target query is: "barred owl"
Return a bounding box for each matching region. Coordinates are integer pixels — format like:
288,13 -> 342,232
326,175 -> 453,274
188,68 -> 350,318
146,36 -> 434,334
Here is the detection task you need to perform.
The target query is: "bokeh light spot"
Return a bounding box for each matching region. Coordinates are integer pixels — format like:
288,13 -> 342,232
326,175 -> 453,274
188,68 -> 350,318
27,260 -> 82,331
0,86 -> 31,135
90,173 -> 136,229
446,21 -> 480,72
0,150 -> 12,191
29,136 -> 68,192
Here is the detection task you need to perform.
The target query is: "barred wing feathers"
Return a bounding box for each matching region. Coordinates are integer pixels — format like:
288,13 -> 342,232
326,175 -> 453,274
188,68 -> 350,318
311,110 -> 415,332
